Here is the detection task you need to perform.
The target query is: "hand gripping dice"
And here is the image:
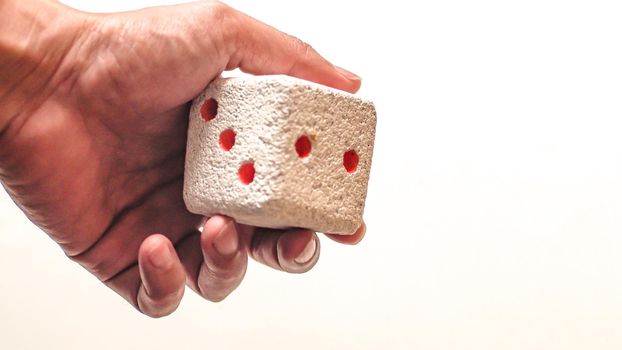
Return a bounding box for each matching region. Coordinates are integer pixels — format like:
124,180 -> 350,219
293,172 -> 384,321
183,75 -> 376,234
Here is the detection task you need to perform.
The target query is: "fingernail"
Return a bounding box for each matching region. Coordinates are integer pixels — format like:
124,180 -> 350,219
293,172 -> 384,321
213,220 -> 239,257
149,243 -> 173,270
335,66 -> 361,81
294,237 -> 317,264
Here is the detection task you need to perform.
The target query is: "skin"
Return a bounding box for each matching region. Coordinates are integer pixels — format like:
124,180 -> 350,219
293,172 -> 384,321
0,0 -> 366,317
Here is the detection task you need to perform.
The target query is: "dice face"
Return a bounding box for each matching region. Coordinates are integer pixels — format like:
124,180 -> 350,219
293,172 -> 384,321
183,75 -> 376,234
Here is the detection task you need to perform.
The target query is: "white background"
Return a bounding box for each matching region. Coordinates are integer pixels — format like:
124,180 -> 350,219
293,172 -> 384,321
2,0 -> 622,349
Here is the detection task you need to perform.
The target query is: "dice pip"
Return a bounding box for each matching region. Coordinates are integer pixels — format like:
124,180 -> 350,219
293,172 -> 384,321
183,75 -> 376,234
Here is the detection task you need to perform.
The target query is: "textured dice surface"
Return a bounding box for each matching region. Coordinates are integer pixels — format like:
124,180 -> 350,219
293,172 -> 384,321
183,75 -> 376,234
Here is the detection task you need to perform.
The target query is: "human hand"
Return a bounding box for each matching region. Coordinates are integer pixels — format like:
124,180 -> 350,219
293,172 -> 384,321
0,0 -> 365,317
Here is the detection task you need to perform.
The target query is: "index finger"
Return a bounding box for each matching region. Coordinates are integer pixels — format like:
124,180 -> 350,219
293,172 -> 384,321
224,5 -> 362,93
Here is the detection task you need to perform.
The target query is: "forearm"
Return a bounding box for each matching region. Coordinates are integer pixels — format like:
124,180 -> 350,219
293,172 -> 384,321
0,0 -> 84,135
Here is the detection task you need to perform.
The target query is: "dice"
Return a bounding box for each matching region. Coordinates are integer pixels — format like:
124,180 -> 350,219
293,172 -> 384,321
183,75 -> 376,234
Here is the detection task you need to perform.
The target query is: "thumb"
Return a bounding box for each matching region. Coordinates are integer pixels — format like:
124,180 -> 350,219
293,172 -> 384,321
223,5 -> 362,93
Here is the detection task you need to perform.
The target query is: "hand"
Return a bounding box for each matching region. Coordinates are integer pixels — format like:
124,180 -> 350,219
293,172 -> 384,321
0,0 -> 365,317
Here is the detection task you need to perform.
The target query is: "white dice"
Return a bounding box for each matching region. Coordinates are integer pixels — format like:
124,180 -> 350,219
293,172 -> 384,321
183,75 -> 376,234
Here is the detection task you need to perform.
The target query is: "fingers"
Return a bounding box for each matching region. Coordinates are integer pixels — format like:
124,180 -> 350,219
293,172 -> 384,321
241,227 -> 320,273
225,6 -> 362,93
177,216 -> 247,302
136,234 -> 186,318
198,216 -> 248,301
325,223 -> 367,245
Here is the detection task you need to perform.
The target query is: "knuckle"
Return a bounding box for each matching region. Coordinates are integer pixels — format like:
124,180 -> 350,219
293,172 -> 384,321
199,281 -> 232,302
197,261 -> 246,302
200,0 -> 236,30
205,0 -> 232,16
138,286 -> 182,318
288,35 -> 315,57
200,259 -> 246,284
195,0 -> 238,58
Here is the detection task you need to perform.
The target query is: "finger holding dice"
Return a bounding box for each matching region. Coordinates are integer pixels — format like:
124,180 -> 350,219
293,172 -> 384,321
176,216 -> 248,302
240,227 -> 320,274
198,215 -> 248,301
225,6 -> 362,94
325,223 -> 367,245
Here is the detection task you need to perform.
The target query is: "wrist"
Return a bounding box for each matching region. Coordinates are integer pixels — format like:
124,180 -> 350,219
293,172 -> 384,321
0,0 -> 91,136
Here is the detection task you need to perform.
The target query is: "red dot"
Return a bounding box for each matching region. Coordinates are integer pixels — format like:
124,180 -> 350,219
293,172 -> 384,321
295,135 -> 312,158
343,150 -> 359,173
238,162 -> 255,185
219,128 -> 236,151
200,98 -> 217,122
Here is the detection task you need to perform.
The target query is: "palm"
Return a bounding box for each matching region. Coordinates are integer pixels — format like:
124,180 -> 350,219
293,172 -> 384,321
0,1 -> 363,316
5,64 -> 203,296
